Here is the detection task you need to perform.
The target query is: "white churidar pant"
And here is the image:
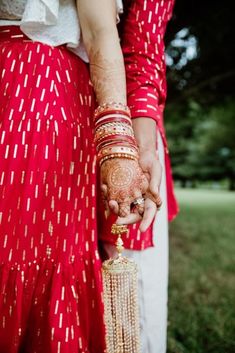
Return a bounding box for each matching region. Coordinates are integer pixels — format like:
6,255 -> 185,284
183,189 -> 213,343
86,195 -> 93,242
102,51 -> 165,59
123,133 -> 169,353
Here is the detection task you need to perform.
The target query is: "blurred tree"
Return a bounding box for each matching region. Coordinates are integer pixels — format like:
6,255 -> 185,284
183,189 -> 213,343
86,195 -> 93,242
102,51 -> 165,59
164,0 -> 235,188
165,0 -> 235,106
165,101 -> 203,187
195,101 -> 235,190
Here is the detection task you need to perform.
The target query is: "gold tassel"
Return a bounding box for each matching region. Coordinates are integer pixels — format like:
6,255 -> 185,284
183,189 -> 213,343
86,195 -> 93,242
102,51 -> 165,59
102,224 -> 141,353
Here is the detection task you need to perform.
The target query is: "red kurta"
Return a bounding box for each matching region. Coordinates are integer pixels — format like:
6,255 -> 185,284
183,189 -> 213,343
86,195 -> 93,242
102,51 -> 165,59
99,0 -> 179,250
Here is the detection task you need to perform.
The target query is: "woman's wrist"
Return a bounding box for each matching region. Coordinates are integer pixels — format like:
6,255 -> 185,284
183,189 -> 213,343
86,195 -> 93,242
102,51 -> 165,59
94,102 -> 139,166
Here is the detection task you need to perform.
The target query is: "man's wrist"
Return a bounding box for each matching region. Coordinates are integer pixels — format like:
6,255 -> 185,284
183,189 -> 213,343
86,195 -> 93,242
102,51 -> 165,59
132,117 -> 157,152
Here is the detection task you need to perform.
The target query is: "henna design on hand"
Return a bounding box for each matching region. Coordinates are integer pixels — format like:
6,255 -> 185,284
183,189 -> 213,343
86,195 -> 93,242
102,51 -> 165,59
108,164 -> 133,188
100,158 -> 149,217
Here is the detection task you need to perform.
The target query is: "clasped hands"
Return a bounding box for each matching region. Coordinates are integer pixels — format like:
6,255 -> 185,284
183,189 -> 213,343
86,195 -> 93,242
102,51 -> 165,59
100,149 -> 162,232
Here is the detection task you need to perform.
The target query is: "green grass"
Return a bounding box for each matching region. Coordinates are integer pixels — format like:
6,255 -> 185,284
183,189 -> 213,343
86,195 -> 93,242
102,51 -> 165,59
167,189 -> 235,353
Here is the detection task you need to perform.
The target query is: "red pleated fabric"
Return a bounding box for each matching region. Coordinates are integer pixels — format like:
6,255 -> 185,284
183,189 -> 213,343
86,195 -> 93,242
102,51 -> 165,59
0,26 -> 105,353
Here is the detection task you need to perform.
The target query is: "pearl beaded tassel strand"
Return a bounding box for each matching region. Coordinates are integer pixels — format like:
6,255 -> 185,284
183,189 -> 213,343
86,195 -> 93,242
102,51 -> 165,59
102,224 -> 141,353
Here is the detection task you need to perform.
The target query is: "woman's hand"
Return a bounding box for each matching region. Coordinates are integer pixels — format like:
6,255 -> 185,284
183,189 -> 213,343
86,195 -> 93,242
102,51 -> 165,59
100,158 -> 148,217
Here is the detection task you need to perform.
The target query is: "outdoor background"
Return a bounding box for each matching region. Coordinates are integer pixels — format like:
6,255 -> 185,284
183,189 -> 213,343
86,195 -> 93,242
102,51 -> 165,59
164,0 -> 235,352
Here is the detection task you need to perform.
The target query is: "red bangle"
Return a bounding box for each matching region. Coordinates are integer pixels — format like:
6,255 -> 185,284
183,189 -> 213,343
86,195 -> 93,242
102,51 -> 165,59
95,110 -> 131,125
95,132 -> 136,145
96,134 -> 137,149
97,139 -> 138,152
95,109 -> 130,119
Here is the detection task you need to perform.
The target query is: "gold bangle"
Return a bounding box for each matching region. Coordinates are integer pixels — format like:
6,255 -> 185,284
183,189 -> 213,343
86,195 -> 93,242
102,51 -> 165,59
94,102 -> 130,117
95,124 -> 134,138
102,145 -> 138,154
95,131 -> 134,143
95,121 -> 133,132
99,153 -> 137,166
98,151 -> 139,163
98,145 -> 139,158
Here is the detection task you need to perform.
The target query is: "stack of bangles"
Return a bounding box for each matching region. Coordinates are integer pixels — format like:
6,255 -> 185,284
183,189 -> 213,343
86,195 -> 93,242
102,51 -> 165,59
94,102 -> 139,166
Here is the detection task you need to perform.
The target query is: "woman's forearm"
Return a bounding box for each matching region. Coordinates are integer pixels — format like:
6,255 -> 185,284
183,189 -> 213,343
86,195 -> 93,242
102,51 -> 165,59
88,31 -> 126,105
76,0 -> 126,105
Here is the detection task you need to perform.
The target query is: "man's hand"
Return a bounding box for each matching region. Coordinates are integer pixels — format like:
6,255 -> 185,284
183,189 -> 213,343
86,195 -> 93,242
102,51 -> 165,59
115,148 -> 162,232
116,118 -> 162,232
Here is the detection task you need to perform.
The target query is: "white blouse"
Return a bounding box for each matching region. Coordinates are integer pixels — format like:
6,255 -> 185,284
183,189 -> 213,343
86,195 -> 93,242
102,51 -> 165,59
0,0 -> 123,62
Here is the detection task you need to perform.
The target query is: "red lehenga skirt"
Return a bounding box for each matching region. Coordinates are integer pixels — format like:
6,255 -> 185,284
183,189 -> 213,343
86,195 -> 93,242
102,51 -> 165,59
0,26 -> 106,353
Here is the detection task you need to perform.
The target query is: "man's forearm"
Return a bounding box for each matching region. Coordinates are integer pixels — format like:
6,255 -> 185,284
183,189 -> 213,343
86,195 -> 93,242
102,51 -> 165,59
132,118 -> 157,152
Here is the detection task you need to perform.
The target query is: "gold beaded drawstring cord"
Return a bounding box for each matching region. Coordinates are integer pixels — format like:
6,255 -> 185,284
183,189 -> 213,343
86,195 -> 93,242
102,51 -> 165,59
102,224 -> 141,353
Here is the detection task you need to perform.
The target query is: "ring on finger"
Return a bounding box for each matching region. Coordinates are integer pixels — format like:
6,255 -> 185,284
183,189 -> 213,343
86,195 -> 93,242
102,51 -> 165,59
133,197 -> 145,206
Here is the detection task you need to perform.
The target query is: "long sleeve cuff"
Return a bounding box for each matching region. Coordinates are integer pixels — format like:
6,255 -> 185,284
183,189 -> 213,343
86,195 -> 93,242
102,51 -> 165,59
127,86 -> 163,124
